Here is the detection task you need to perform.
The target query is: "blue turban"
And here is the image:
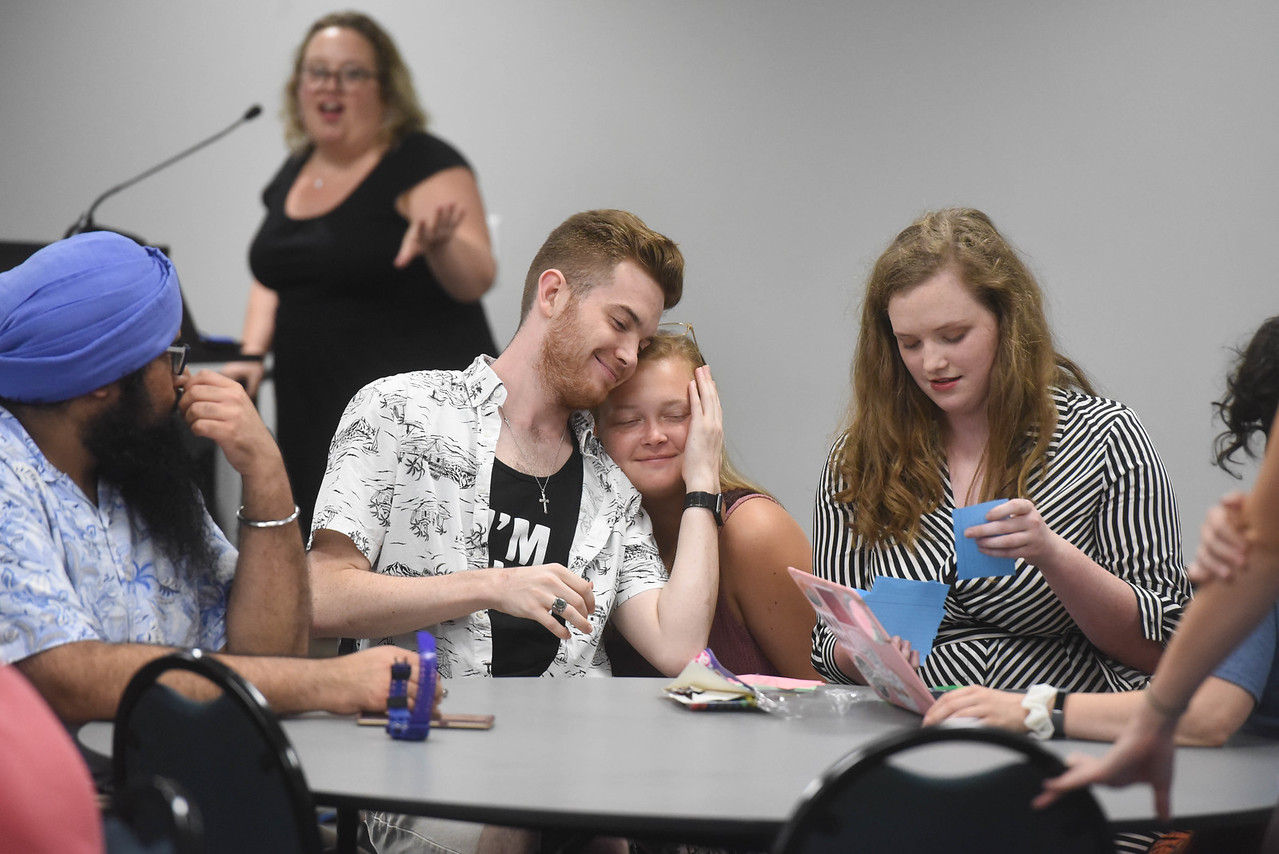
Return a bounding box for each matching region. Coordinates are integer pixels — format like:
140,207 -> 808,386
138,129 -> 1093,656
0,232 -> 182,403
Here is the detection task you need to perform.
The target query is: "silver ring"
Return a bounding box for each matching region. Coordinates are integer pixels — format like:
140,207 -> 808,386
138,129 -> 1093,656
551,597 -> 568,617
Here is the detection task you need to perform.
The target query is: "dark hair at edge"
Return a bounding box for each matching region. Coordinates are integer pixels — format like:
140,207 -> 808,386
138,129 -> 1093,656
1214,316 -> 1279,476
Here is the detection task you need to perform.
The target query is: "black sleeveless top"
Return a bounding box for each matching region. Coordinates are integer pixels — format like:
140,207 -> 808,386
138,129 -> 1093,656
248,131 -> 497,530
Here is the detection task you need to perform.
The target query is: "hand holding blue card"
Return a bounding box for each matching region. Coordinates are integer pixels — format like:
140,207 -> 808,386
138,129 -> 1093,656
953,500 -> 1017,579
859,576 -> 949,662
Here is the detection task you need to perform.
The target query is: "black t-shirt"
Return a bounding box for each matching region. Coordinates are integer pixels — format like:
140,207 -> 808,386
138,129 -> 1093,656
487,439 -> 584,676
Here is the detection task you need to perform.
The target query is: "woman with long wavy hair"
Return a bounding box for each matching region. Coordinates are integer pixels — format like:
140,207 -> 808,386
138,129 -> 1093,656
811,209 -> 1190,709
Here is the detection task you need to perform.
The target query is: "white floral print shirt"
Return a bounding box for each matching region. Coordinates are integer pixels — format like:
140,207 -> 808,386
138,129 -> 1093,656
312,357 -> 667,678
0,408 -> 236,665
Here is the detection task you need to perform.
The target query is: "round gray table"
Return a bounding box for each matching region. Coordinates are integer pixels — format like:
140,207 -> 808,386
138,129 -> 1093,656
80,676 -> 1279,849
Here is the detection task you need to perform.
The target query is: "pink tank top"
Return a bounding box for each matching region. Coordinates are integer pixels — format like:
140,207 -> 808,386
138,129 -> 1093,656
605,489 -> 780,677
704,490 -> 780,676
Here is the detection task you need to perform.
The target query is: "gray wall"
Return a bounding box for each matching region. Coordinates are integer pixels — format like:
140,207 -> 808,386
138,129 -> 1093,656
3,2 -> 1276,555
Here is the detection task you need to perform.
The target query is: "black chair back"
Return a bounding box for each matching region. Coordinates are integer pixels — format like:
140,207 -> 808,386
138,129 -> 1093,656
113,650 -> 321,854
1261,798 -> 1279,853
103,775 -> 203,854
773,726 -> 1111,854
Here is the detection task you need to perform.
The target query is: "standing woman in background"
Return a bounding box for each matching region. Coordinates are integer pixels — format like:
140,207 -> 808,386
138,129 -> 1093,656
811,208 -> 1190,704
223,11 -> 497,533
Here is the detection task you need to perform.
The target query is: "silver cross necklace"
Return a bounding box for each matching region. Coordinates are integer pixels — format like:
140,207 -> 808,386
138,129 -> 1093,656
499,406 -> 569,514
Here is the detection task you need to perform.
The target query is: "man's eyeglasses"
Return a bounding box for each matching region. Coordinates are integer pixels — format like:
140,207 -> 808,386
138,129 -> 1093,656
302,64 -> 376,89
657,321 -> 699,352
165,344 -> 190,376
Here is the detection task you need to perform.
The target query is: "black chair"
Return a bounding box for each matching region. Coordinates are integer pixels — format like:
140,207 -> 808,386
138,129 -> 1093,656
1257,796 -> 1279,853
113,650 -> 322,854
773,726 -> 1112,854
102,775 -> 204,854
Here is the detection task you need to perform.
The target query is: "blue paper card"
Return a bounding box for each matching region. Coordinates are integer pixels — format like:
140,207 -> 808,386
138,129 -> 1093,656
858,577 -> 950,662
953,500 -> 1017,579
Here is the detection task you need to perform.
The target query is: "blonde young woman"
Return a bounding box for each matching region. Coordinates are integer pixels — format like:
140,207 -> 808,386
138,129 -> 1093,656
812,209 -> 1190,706
597,326 -> 820,680
223,11 -> 497,532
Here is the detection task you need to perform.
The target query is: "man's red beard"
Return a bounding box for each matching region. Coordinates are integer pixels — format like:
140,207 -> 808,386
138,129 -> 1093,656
537,297 -> 615,411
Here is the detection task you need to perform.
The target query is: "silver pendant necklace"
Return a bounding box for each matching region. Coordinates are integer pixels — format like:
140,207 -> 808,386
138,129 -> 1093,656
499,407 -> 569,514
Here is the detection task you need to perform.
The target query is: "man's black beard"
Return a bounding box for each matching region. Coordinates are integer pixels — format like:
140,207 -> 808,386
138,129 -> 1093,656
82,375 -> 220,572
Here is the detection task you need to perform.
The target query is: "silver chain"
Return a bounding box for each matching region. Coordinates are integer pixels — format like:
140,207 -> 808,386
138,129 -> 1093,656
498,406 -> 569,514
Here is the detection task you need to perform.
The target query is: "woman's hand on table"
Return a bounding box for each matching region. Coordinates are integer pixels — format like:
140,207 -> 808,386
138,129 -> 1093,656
922,685 -> 1023,731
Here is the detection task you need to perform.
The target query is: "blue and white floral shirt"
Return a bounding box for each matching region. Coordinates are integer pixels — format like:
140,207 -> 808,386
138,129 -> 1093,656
312,356 -> 668,678
0,407 -> 237,665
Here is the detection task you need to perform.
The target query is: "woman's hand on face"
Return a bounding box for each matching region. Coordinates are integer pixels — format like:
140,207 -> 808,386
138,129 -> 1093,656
680,365 -> 723,495
964,498 -> 1063,567
1188,492 -> 1248,586
394,202 -> 466,268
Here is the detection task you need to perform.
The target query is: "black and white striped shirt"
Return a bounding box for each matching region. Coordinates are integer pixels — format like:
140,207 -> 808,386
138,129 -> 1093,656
811,389 -> 1191,694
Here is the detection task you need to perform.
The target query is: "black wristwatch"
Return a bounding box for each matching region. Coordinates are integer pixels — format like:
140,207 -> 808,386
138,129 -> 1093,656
1051,689 -> 1068,740
684,491 -> 724,526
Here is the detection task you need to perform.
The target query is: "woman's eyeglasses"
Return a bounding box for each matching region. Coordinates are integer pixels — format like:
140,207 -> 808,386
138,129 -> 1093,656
302,64 -> 376,89
165,344 -> 190,376
657,321 -> 699,352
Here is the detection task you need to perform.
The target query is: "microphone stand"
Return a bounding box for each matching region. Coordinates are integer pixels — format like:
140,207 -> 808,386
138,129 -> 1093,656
65,104 -> 262,238
61,104 -> 266,365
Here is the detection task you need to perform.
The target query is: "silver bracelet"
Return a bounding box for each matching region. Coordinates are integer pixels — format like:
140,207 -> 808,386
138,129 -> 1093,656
236,504 -> 300,528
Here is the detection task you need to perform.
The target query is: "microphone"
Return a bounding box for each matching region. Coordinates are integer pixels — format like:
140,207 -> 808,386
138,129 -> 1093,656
65,104 -> 263,238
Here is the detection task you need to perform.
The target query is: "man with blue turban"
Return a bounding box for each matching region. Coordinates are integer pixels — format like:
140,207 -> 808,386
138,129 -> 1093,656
0,232 -> 434,739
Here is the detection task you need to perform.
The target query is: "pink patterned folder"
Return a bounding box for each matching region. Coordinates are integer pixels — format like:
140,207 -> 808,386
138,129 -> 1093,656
788,567 -> 936,715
